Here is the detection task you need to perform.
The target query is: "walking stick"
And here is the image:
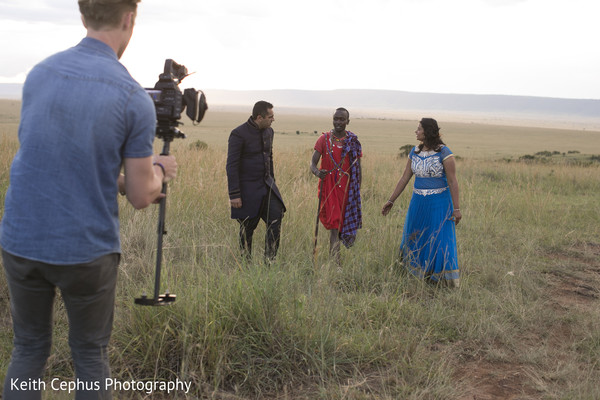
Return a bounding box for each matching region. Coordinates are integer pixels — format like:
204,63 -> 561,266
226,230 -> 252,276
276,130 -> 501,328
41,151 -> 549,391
312,178 -> 324,268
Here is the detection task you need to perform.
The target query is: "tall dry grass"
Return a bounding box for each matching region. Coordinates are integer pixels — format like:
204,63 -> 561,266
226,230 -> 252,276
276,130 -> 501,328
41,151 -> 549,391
1,107 -> 600,398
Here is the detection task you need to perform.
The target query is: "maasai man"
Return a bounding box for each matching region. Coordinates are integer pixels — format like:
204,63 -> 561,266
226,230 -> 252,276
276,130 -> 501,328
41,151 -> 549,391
310,107 -> 362,267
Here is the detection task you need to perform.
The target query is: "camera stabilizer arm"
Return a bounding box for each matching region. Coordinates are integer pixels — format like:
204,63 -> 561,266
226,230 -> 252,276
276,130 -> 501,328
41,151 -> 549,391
135,135 -> 178,306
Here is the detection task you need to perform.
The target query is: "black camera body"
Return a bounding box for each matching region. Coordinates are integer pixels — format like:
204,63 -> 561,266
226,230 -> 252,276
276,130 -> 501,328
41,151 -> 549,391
145,59 -> 207,141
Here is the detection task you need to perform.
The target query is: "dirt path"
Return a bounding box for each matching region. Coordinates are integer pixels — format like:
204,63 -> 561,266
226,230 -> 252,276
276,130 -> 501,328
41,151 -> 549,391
454,242 -> 600,400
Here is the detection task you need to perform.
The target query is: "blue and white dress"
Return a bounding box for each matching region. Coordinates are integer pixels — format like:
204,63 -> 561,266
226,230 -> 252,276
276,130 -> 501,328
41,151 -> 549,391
400,146 -> 459,284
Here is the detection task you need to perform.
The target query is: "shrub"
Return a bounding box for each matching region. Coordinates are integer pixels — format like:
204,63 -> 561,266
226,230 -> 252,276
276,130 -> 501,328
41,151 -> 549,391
190,140 -> 208,150
397,144 -> 414,158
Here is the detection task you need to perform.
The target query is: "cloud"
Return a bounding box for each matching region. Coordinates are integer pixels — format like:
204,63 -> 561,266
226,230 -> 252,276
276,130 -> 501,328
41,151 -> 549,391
0,0 -> 599,98
0,0 -> 79,24
481,0 -> 527,5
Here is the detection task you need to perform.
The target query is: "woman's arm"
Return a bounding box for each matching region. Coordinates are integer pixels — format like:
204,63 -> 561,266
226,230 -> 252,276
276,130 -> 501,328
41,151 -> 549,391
443,156 -> 462,225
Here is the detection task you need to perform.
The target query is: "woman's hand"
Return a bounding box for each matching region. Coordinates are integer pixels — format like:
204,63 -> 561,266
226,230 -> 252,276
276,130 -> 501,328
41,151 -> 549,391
450,209 -> 462,225
381,200 -> 394,216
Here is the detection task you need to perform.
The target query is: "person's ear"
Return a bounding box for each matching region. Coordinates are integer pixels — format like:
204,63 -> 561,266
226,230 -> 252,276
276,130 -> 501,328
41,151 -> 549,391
122,11 -> 135,30
80,14 -> 88,28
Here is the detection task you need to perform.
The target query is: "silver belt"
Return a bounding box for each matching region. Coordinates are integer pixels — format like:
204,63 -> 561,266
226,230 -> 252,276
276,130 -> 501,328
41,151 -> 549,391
413,187 -> 448,196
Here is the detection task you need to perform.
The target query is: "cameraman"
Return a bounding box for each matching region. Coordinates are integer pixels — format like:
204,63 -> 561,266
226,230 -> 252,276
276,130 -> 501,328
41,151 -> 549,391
0,1 -> 176,399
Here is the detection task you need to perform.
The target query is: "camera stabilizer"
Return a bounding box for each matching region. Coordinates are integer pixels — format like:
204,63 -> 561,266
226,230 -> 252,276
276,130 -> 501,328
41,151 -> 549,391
135,59 -> 207,306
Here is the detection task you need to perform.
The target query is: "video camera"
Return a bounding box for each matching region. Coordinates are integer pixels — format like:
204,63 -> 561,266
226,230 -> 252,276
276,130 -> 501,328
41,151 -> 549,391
145,59 -> 208,141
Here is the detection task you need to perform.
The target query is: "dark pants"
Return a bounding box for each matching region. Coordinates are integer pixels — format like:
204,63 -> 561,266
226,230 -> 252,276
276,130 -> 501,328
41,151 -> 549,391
237,194 -> 284,260
2,250 -> 119,400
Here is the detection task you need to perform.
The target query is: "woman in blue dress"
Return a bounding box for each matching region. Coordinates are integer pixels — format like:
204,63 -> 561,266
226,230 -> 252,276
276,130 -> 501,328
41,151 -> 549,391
382,118 -> 461,287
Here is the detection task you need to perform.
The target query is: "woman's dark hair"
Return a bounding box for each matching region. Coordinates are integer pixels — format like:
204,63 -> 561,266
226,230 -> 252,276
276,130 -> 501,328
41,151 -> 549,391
416,117 -> 445,153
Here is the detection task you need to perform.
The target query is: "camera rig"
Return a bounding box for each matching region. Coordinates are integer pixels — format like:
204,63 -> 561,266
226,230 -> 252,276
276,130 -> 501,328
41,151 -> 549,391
135,59 -> 207,306
144,59 -> 207,141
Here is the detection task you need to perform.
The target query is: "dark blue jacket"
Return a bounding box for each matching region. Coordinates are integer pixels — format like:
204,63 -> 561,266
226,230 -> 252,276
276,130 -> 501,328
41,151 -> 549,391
226,117 -> 285,219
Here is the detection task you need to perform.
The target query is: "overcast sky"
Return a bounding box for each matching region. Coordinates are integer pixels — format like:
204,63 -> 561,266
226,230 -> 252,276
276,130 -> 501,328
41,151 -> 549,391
0,0 -> 599,100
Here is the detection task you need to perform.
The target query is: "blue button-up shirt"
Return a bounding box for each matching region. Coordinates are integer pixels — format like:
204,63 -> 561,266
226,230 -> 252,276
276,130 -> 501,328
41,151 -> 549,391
0,38 -> 156,264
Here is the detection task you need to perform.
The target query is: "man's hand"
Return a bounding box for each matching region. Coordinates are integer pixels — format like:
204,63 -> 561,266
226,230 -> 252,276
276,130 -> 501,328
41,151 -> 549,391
230,198 -> 242,208
153,155 -> 177,183
314,169 -> 328,179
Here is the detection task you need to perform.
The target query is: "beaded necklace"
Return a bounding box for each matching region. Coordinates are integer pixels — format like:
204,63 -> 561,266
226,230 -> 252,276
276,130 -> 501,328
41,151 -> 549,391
330,130 -> 347,147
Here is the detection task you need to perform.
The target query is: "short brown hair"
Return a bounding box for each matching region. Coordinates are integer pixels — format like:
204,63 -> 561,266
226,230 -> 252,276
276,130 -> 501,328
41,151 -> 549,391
78,0 -> 140,30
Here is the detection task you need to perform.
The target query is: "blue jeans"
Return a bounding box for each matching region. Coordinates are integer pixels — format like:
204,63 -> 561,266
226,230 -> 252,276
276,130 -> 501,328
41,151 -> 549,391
2,250 -> 119,400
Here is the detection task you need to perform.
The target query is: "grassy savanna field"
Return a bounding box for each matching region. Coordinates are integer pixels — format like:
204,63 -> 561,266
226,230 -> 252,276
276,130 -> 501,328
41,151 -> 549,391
1,99 -> 600,399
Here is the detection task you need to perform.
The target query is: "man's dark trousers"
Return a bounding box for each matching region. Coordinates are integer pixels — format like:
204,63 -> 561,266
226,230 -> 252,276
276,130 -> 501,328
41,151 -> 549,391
237,193 -> 284,260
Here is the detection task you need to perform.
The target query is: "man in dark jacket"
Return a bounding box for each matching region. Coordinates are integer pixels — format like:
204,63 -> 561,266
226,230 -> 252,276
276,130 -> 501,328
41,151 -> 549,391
226,101 -> 285,260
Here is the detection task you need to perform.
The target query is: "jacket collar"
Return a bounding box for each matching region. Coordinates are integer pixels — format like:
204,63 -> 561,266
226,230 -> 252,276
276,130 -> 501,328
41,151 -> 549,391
248,117 -> 264,132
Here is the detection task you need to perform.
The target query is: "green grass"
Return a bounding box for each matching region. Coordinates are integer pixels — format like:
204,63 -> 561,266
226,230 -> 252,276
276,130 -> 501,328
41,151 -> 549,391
1,103 -> 600,398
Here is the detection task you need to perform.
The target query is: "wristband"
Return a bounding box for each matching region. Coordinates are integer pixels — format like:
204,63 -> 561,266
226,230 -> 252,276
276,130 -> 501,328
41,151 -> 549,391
153,162 -> 165,178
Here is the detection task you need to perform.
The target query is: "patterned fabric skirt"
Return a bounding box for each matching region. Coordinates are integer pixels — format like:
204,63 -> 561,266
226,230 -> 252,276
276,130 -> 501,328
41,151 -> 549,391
399,189 -> 459,284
